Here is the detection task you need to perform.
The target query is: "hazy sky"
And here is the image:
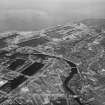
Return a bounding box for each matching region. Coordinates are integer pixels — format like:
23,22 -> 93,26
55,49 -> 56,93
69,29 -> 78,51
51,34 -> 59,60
0,0 -> 105,32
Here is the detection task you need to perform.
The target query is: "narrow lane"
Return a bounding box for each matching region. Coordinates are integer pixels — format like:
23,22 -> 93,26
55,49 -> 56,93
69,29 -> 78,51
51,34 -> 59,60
64,67 -> 83,105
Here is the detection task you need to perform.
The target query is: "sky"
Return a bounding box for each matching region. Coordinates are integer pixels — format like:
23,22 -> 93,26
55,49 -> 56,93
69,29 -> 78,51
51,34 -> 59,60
0,0 -> 105,32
